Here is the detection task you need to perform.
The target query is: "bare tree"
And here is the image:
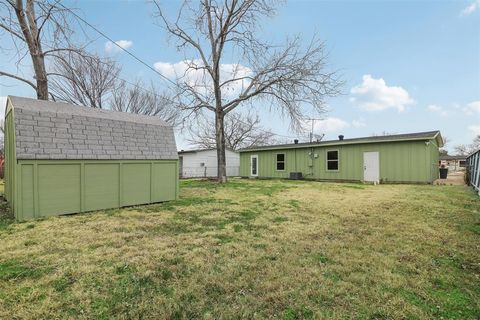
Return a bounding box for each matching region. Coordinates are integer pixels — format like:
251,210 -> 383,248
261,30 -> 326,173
0,0 -> 84,100
439,136 -> 449,156
454,135 -> 480,155
188,111 -> 277,150
471,135 -> 480,152
454,144 -> 469,156
111,80 -> 181,125
49,51 -> 120,108
153,0 -> 341,182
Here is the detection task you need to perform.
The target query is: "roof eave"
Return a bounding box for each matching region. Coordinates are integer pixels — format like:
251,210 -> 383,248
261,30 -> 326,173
433,131 -> 444,148
238,136 -> 439,152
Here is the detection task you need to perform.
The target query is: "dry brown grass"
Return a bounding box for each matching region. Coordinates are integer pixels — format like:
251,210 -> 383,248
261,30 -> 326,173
0,178 -> 479,319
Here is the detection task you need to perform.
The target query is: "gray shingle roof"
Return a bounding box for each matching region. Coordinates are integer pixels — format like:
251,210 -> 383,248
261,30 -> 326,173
8,96 -> 178,160
238,130 -> 442,152
440,155 -> 466,161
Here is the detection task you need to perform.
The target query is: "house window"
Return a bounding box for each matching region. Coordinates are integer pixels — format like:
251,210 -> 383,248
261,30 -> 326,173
326,150 -> 339,171
276,153 -> 285,171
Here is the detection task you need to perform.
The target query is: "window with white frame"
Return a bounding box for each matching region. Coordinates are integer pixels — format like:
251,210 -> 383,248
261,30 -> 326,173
326,150 -> 339,171
276,153 -> 285,171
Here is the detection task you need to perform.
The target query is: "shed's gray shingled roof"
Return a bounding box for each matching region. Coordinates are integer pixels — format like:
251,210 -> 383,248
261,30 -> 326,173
8,96 -> 178,160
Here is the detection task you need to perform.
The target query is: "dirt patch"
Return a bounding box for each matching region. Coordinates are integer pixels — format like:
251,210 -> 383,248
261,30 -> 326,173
434,171 -> 466,186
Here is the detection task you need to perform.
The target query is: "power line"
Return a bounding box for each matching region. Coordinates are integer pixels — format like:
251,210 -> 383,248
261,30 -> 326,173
59,3 -> 178,89
59,3 -> 300,141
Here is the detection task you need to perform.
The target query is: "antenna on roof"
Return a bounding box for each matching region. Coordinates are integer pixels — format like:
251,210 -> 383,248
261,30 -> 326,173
314,134 -> 325,142
305,118 -> 323,142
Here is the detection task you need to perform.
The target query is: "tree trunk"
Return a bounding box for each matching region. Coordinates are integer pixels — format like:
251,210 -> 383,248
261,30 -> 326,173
32,54 -> 49,100
215,110 -> 227,183
12,0 -> 49,100
25,0 -> 48,100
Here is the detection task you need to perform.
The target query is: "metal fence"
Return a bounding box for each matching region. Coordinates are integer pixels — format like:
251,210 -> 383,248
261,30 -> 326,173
466,149 -> 480,195
180,166 -> 240,178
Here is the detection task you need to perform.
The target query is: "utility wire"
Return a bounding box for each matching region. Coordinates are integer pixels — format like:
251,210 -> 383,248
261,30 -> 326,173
59,3 -> 301,141
59,3 -> 179,89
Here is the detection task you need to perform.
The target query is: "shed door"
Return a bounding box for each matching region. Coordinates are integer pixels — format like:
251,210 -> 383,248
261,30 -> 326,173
363,152 -> 379,183
250,155 -> 258,177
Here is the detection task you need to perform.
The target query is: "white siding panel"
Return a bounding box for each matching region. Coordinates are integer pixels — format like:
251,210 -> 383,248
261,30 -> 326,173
180,149 -> 240,178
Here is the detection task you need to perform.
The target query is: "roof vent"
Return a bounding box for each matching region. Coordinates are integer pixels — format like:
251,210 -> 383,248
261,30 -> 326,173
294,139 -> 299,144
338,135 -> 344,141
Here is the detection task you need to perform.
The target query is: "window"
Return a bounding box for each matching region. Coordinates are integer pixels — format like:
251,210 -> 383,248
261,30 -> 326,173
276,153 -> 285,171
326,150 -> 339,171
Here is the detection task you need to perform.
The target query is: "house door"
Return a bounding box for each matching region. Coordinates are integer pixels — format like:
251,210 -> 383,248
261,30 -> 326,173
250,155 -> 258,177
363,152 -> 379,183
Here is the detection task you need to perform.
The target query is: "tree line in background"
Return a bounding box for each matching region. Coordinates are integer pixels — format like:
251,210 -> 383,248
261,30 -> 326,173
1,0 -> 342,182
453,136 -> 480,156
0,0 -> 181,123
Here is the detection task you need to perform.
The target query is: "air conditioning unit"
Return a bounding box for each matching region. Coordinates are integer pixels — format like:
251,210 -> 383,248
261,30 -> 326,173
289,172 -> 303,180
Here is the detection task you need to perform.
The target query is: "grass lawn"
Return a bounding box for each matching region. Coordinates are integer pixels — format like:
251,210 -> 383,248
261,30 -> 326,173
0,179 -> 479,319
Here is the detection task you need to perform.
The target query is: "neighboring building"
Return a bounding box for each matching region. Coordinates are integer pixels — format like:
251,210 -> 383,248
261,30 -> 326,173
439,155 -> 466,171
4,96 -> 178,220
466,149 -> 480,195
239,131 -> 443,184
178,148 -> 240,178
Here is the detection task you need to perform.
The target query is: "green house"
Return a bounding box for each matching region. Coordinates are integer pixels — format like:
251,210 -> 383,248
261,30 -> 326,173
4,96 -> 178,220
239,131 -> 443,184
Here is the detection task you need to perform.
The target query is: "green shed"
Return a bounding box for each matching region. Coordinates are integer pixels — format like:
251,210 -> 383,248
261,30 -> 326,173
4,96 -> 178,220
239,131 -> 443,184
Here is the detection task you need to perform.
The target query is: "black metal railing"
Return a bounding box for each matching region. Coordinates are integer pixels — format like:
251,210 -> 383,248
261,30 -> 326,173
466,149 -> 480,195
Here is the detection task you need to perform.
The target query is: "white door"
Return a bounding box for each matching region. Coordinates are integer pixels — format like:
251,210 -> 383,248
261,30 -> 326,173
250,155 -> 258,177
363,152 -> 379,183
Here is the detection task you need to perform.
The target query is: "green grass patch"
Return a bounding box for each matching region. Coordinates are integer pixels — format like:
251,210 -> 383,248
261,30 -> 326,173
0,259 -> 50,280
283,305 -> 314,320
0,179 -> 478,319
273,216 -> 289,223
0,197 -> 14,232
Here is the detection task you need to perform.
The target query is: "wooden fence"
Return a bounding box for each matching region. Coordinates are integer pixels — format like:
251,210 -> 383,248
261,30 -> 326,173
466,149 -> 480,195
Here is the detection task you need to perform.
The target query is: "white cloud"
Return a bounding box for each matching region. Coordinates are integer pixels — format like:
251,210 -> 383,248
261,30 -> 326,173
468,125 -> 480,136
104,40 -> 133,53
461,0 -> 480,16
0,96 -> 5,139
463,100 -> 480,115
0,96 -> 6,119
313,117 -> 350,133
303,117 -> 366,133
350,74 -> 414,112
351,119 -> 366,128
427,104 -> 449,117
153,59 -> 252,97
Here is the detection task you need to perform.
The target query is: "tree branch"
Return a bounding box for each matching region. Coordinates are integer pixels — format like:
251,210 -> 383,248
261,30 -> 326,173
0,70 -> 37,89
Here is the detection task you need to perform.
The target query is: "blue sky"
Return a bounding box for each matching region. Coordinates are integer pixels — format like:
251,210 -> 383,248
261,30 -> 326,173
1,0 -> 479,152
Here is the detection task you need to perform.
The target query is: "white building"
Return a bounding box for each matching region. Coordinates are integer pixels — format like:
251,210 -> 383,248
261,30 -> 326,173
178,148 -> 240,178
439,155 -> 466,172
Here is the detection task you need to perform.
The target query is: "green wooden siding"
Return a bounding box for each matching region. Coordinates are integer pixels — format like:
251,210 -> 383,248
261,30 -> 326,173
37,164 -> 82,216
4,98 -> 179,221
152,162 -> 177,202
4,102 -> 16,205
84,164 -> 120,211
240,140 -> 439,183
12,160 -> 178,220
